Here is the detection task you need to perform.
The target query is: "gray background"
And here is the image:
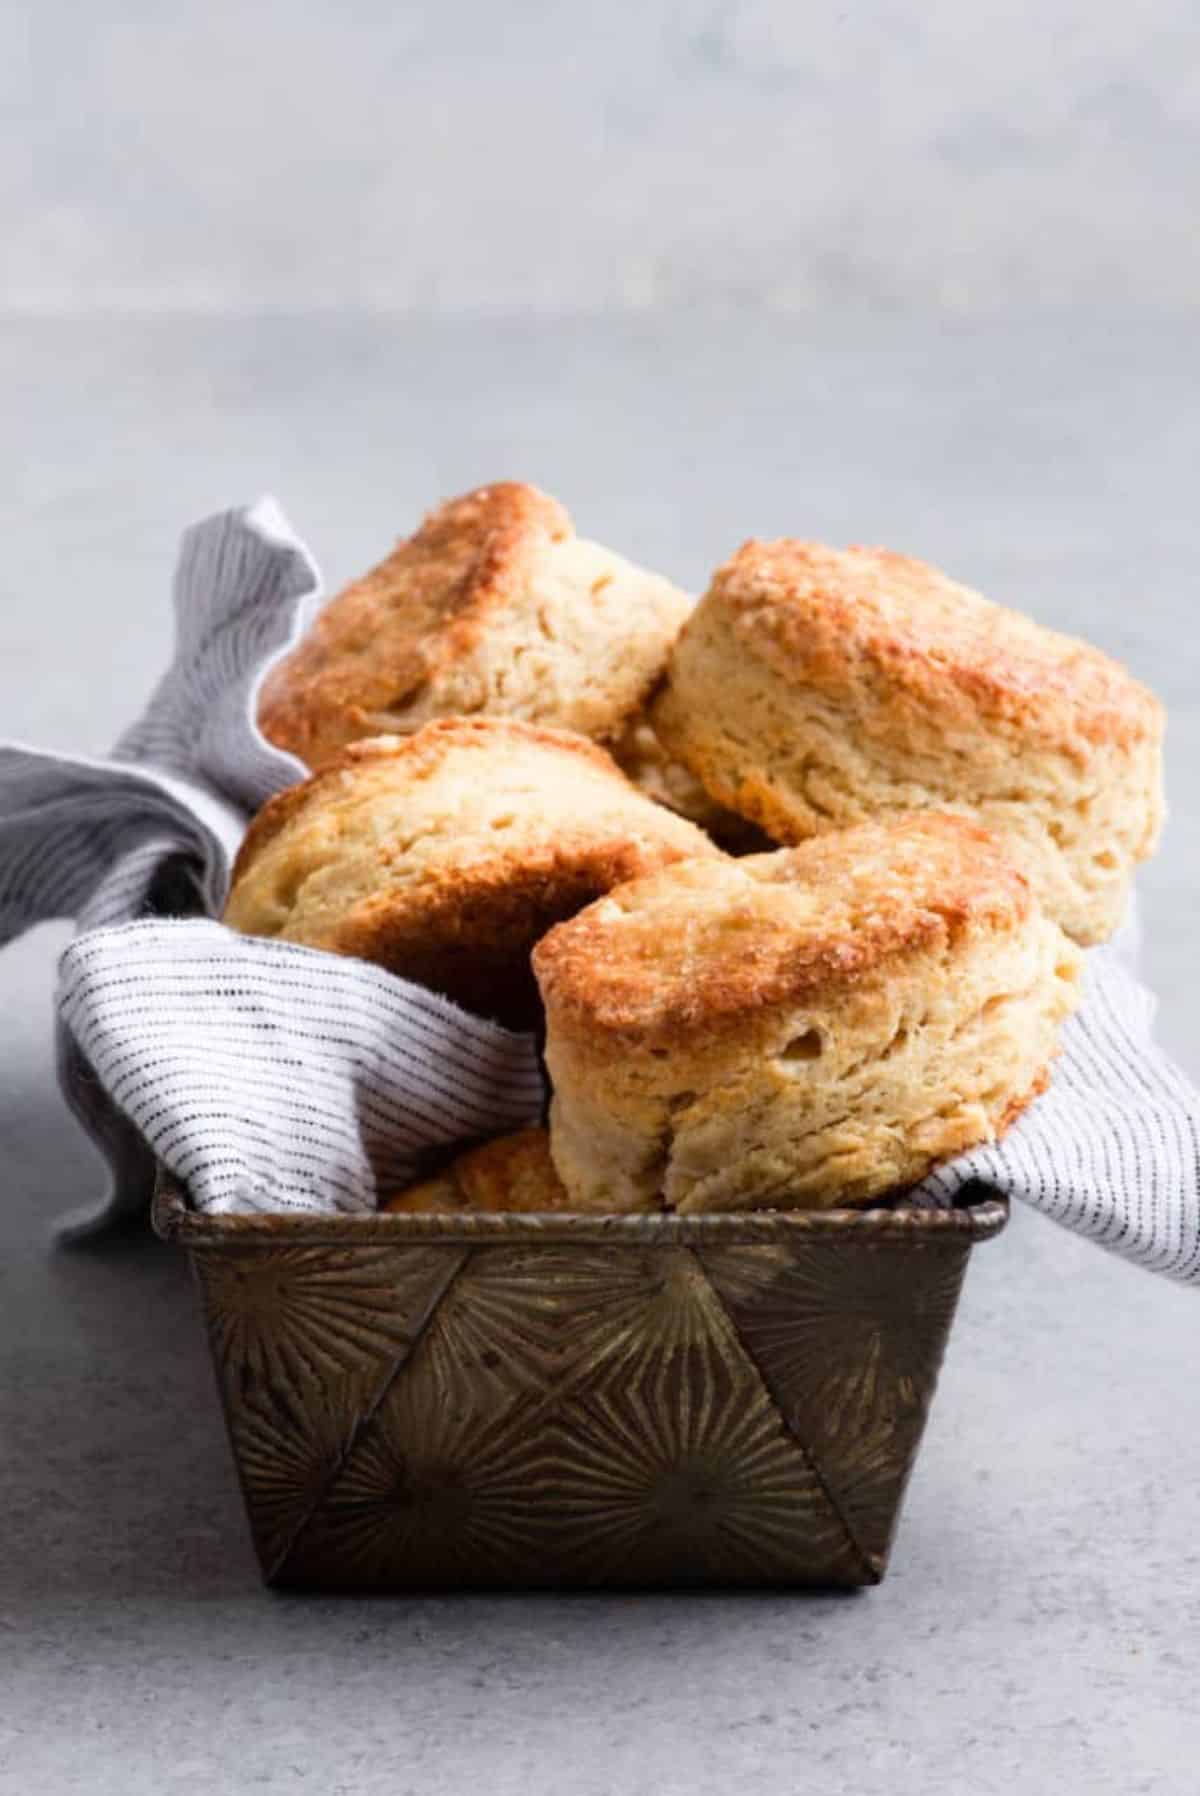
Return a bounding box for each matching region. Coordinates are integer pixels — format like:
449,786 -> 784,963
2,6 -> 1198,1794
6,0 -> 1200,316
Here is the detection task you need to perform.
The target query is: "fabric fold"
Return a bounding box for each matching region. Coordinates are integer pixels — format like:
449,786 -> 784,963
57,921 -> 545,1217
0,498 -> 321,1231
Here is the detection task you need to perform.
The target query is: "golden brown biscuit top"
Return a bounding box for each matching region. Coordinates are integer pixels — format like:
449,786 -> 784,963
258,482 -> 570,764
533,813 -> 1037,1046
230,716 -> 619,889
706,539 -> 1161,752
382,1128 -> 568,1214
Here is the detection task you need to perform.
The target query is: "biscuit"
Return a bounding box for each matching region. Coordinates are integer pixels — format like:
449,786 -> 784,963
651,541 -> 1164,944
382,1128 -> 570,1213
224,717 -> 721,1027
532,813 -> 1082,1213
259,481 -> 692,768
609,716 -> 773,854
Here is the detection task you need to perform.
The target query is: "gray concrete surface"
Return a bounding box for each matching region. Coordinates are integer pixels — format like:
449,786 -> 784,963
1,315 -> 1198,1792
6,1 -> 1200,318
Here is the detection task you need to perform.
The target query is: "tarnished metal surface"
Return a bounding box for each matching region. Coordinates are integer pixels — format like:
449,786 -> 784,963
155,1177 -> 1006,1589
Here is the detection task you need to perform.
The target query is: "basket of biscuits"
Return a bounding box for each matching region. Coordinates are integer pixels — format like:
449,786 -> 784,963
153,480 -> 1163,1590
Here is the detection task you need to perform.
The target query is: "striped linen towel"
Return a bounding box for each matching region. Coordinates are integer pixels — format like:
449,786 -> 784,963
0,502 -> 1196,1279
0,500 -> 543,1238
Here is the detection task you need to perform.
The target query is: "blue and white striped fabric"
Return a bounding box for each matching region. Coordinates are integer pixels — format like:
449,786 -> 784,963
0,500 -> 1196,1278
917,936 -> 1200,1281
56,921 -> 546,1223
0,501 -> 543,1237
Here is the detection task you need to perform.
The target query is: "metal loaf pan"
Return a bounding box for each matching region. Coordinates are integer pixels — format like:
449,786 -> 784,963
154,1175 -> 1006,1590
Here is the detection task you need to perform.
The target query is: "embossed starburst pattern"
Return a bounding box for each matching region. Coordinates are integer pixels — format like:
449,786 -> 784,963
192,1242 -> 464,1574
700,1241 -> 967,1561
546,1342 -> 857,1585
194,1228 -> 973,1588
225,1382 -> 359,1575
282,1369 -> 561,1587
194,1243 -> 465,1402
413,1243 -> 720,1410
